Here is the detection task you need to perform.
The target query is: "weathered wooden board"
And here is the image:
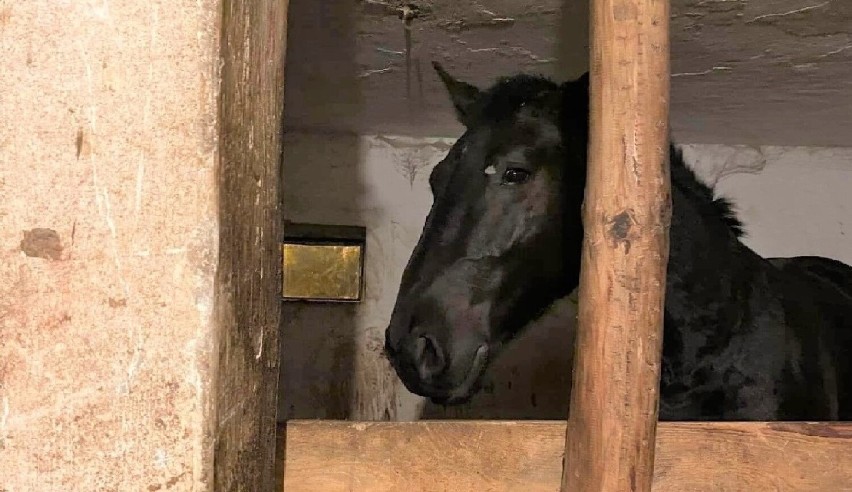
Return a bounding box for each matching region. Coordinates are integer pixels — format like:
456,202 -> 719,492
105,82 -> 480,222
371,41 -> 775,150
215,0 -> 289,490
281,420 -> 852,491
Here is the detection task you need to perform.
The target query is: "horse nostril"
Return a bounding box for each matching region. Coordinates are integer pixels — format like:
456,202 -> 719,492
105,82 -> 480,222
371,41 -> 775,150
413,334 -> 446,381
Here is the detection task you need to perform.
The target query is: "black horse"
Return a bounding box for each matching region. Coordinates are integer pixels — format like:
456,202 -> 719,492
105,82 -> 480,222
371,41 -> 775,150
384,63 -> 852,421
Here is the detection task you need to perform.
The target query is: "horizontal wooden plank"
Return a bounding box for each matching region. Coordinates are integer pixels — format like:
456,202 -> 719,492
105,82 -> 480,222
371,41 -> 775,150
281,420 -> 852,491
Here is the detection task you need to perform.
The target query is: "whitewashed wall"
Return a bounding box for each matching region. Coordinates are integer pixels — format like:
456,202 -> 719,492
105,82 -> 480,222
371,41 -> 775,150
277,133 -> 448,421
682,145 -> 851,266
278,133 -> 852,422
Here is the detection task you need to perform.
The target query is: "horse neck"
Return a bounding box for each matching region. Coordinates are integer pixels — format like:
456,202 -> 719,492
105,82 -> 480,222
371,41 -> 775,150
664,163 -> 760,334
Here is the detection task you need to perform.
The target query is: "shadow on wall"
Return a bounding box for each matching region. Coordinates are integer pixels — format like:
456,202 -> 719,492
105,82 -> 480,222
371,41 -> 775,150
555,0 -> 590,80
277,0 -> 363,422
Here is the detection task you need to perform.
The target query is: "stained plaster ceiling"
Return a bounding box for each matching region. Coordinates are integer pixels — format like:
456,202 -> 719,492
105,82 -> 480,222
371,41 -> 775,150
282,0 -> 852,147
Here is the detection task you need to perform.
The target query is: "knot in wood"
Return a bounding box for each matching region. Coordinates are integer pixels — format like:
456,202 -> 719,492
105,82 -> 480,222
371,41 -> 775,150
606,209 -> 639,253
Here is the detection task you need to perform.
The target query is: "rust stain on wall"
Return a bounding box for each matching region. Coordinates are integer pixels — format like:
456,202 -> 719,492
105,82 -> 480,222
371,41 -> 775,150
20,228 -> 63,260
75,128 -> 85,160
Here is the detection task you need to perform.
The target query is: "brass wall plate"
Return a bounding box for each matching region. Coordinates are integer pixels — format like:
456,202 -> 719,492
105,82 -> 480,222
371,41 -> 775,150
281,223 -> 366,302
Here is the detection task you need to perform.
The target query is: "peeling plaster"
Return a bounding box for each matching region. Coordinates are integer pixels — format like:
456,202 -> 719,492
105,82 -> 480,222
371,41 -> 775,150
284,0 -> 852,147
360,66 -> 395,78
672,66 -> 732,77
438,17 -> 516,32
746,2 -> 831,24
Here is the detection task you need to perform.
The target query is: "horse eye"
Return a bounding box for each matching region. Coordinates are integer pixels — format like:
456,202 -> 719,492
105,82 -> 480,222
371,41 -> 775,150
502,167 -> 530,185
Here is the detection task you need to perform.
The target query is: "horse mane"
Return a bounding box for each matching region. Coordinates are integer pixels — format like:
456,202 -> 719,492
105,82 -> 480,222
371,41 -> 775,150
669,146 -> 746,238
475,73 -> 746,239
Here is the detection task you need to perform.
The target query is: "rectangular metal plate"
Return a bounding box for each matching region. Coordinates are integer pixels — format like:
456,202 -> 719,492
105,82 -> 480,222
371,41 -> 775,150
282,243 -> 363,302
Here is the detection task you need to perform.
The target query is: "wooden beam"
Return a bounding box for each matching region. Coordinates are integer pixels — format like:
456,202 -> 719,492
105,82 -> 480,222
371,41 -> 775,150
281,420 -> 852,491
216,0 -> 289,490
564,0 -> 672,489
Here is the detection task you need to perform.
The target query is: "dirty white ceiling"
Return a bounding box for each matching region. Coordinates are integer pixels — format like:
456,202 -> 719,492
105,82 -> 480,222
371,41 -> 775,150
283,0 -> 852,147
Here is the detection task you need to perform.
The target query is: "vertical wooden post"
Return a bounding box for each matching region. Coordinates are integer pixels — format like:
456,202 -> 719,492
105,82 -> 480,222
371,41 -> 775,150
561,0 -> 671,490
216,0 -> 289,490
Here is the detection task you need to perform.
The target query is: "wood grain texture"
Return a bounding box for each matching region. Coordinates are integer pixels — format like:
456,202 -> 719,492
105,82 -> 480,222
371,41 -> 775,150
563,0 -> 672,490
281,421 -> 852,491
215,1 -> 289,490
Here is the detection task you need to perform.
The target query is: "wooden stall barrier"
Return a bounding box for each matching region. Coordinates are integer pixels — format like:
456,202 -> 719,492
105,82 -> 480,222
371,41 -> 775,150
563,0 -> 672,489
281,420 -> 852,491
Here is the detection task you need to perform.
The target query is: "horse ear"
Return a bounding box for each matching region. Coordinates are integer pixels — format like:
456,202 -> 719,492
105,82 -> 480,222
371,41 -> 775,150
562,72 -> 589,100
432,61 -> 481,126
560,72 -> 590,115
575,72 -> 590,91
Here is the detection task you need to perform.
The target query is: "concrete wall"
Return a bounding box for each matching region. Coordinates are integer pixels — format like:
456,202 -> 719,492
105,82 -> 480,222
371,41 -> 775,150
1,1 -> 289,490
281,0 -> 852,147
0,2 -> 221,489
277,133 -> 852,422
